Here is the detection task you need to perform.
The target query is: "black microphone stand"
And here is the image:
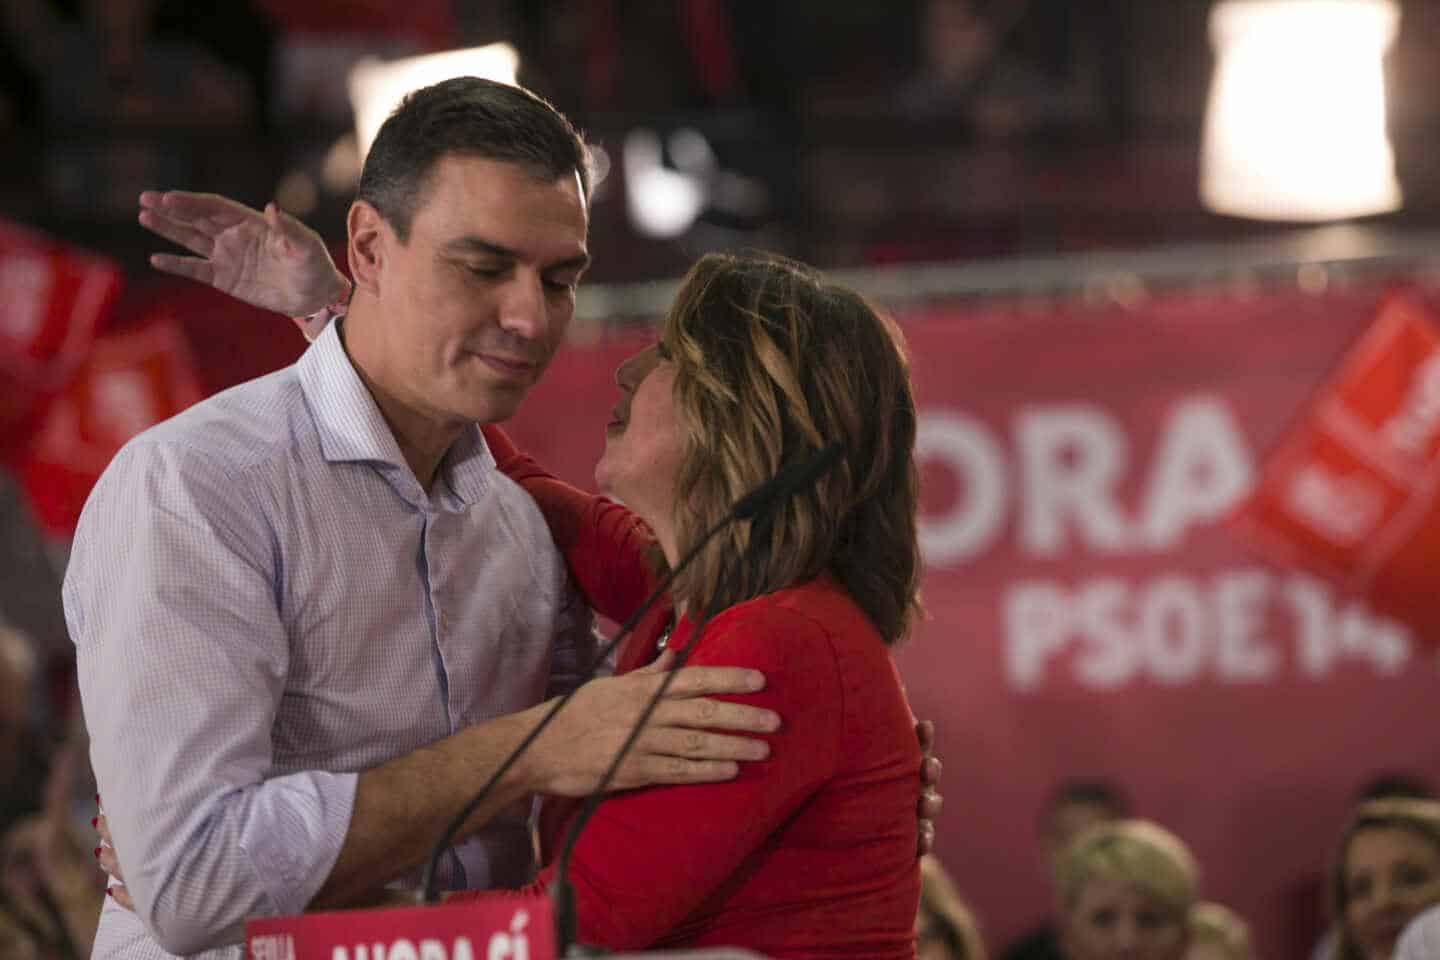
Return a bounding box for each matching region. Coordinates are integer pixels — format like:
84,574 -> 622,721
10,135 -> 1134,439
549,569 -> 738,955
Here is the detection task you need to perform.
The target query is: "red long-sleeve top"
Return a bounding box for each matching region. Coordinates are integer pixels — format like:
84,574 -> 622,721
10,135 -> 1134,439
455,427 -> 921,958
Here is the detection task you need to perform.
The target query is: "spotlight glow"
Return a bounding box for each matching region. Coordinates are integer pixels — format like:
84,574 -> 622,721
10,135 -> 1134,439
1200,0 -> 1401,222
348,43 -> 520,160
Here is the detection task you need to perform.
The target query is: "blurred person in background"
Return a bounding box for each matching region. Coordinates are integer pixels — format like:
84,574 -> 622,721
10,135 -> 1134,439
1327,798 -> 1440,960
919,853 -> 988,960
1,696 -> 104,960
1311,774 -> 1436,960
1002,778 -> 1129,960
0,0 -> 258,130
1185,902 -> 1253,960
1053,819 -> 1198,960
898,0 -> 1100,135
0,622 -> 45,832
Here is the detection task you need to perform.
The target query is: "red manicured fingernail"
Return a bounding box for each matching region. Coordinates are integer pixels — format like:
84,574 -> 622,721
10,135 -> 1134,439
106,888 -> 114,898
91,817 -> 98,828
94,846 -> 102,858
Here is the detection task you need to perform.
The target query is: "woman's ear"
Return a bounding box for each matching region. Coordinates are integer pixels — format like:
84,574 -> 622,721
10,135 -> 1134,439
347,200 -> 387,297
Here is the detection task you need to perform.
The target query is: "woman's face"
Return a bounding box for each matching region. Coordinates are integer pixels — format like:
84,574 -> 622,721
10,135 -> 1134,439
1061,874 -> 1189,960
594,342 -> 686,559
1344,825 -> 1440,960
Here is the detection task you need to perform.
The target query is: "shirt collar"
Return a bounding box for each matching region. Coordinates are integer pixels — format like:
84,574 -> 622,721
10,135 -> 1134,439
297,320 -> 496,508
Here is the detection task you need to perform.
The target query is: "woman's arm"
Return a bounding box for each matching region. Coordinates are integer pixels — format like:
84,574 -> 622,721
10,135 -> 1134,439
482,425 -> 662,624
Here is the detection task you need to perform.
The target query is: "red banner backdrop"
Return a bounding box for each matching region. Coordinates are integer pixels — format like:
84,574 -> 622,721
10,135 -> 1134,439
0,218 -> 123,465
503,282 -> 1440,960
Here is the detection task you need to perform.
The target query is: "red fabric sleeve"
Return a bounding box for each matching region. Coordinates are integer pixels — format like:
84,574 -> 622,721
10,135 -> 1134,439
452,603 -> 846,952
481,425 -> 660,623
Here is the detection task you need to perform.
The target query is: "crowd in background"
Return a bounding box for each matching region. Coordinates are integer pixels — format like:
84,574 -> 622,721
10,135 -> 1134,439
911,777 -> 1440,960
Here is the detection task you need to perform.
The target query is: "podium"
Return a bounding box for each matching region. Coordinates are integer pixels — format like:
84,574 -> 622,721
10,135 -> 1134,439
245,894 -> 766,959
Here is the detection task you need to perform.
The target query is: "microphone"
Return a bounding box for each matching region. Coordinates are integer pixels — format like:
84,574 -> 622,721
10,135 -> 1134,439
549,441 -> 846,954
417,440 -> 843,905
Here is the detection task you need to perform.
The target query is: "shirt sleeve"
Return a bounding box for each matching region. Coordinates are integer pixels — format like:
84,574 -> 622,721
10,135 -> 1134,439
64,441 -> 356,955
481,425 -> 660,623
452,602 -> 845,952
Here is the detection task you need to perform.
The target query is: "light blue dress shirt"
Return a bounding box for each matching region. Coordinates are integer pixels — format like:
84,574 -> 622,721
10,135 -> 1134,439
65,321 -> 592,959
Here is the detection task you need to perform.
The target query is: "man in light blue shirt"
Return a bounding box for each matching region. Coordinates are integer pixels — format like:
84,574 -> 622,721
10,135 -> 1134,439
66,78 -> 777,959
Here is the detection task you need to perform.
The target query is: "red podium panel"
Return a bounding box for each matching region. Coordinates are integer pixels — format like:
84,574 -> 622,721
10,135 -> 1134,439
245,894 -> 553,960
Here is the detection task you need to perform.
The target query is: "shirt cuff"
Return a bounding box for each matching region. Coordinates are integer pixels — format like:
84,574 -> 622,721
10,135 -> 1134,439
237,769 -> 358,916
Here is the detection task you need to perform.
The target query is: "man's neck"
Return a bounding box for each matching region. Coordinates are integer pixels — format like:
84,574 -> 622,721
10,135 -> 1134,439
336,311 -> 460,491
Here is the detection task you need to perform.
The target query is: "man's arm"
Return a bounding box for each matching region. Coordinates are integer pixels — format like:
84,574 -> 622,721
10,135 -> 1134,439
70,442 -> 778,952
68,442 -> 352,954
311,654 -> 774,908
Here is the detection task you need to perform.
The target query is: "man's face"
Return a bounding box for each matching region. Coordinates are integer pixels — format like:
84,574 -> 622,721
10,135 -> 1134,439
369,155 -> 589,426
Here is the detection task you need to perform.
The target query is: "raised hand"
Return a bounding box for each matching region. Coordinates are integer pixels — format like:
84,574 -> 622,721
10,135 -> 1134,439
138,191 -> 349,319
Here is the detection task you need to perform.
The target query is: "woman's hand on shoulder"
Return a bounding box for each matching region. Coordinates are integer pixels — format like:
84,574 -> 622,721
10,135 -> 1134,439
138,191 -> 348,319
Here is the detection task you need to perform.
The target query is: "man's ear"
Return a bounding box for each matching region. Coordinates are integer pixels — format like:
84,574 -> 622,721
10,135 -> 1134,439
347,200 -> 389,297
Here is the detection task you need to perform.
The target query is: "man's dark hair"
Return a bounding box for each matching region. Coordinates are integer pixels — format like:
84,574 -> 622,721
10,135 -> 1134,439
356,76 -> 590,242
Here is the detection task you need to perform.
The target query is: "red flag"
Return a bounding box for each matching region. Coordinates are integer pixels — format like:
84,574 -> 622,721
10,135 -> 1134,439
20,311 -> 205,537
0,218 -> 123,462
1233,292 -> 1440,645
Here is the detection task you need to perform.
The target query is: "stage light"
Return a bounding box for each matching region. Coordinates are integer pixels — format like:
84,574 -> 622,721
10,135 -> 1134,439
348,43 -> 520,160
1200,0 -> 1401,222
623,128 -> 706,238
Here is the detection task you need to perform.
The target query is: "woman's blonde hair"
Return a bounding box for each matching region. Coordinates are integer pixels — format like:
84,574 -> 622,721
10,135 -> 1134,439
1332,798 -> 1440,960
1055,819 -> 1199,919
660,252 -> 922,642
1189,902 -> 1253,960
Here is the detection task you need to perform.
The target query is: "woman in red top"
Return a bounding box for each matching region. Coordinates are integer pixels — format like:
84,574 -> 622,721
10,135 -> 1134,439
462,251 -> 925,956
